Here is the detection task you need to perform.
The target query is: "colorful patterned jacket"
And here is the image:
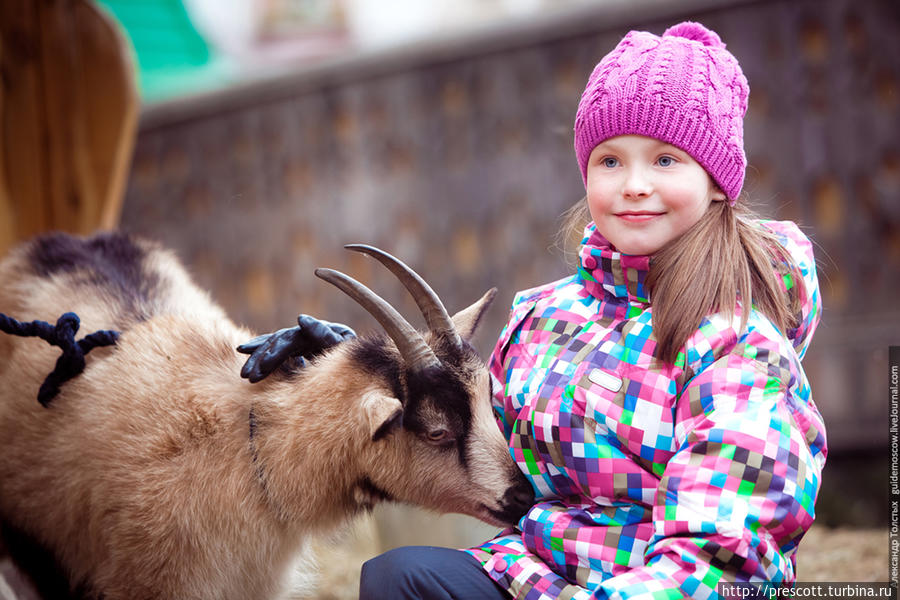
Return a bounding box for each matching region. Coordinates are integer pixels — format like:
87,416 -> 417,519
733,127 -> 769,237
468,220 -> 825,600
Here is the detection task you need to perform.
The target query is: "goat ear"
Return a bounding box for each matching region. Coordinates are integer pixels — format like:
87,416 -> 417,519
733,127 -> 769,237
450,288 -> 497,342
363,392 -> 403,441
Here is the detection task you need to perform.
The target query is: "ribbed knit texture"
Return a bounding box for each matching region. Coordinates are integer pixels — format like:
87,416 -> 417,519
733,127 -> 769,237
574,22 -> 749,202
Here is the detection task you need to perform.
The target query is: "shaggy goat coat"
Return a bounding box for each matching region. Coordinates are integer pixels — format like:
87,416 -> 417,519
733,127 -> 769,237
0,232 -> 531,600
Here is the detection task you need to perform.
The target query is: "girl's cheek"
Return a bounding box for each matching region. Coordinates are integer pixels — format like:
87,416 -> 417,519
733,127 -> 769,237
670,186 -> 713,215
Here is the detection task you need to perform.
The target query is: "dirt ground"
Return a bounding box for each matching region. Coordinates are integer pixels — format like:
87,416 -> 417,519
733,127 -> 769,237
795,526 -> 889,582
0,524 -> 889,599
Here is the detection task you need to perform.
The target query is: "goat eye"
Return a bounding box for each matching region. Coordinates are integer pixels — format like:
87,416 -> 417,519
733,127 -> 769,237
426,429 -> 450,443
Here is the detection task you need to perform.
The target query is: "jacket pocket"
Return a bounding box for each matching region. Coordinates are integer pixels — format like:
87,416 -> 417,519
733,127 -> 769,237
569,359 -> 678,477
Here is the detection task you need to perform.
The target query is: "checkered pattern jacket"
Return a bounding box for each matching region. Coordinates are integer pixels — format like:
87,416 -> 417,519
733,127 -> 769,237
468,220 -> 825,600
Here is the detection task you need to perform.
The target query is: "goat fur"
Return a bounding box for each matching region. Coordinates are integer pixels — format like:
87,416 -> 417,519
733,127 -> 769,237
0,232 -> 532,600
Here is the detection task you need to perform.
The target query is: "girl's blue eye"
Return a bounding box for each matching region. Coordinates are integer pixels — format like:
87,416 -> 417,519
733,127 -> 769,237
602,157 -> 618,168
657,156 -> 675,167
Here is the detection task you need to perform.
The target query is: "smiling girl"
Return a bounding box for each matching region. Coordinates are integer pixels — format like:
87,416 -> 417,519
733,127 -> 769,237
360,21 -> 825,600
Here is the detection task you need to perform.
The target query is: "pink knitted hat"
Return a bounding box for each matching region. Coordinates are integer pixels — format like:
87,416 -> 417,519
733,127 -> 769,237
574,22 -> 749,202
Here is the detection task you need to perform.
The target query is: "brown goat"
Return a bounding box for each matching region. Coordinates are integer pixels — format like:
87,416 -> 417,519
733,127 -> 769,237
0,232 -> 533,600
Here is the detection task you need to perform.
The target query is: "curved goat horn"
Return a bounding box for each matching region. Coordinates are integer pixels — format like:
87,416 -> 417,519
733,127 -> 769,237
345,244 -> 462,347
315,268 -> 440,371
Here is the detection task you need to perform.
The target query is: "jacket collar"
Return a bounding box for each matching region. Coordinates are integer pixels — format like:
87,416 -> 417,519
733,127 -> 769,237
577,222 -> 650,304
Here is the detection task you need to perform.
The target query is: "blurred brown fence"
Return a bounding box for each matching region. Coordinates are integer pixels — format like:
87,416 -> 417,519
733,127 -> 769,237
118,0 -> 899,528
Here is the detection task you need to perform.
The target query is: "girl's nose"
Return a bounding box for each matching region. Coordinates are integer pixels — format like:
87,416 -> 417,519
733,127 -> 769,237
622,169 -> 652,199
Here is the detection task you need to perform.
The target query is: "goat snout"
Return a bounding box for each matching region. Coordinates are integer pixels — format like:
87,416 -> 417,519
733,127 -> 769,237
489,469 -> 534,526
506,470 -> 535,514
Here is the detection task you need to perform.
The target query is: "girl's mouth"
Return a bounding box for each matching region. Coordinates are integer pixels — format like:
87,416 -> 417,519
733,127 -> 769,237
615,212 -> 664,223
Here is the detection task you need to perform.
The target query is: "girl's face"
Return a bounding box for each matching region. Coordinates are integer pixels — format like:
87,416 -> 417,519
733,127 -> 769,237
585,135 -> 726,256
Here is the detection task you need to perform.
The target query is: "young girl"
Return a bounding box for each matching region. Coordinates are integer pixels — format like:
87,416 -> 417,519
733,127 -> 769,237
359,21 -> 825,599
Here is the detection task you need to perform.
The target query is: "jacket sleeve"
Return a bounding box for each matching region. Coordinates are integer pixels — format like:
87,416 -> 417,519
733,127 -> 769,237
589,341 -> 825,600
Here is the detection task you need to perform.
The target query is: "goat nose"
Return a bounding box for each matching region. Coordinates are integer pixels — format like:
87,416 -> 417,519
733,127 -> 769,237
492,474 -> 535,526
511,485 -> 534,509
505,476 -> 535,512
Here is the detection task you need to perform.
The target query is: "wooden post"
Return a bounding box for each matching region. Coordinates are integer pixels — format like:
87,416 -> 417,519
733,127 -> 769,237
0,0 -> 138,256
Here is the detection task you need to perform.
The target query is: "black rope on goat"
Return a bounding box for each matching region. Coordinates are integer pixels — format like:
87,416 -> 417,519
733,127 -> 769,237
0,312 -> 120,407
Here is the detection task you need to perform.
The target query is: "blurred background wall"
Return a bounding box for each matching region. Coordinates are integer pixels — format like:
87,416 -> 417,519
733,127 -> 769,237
116,0 -> 898,529
2,0 -> 898,596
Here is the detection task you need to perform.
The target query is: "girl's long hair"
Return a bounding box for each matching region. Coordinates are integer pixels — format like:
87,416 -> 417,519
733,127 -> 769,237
559,198 -> 802,366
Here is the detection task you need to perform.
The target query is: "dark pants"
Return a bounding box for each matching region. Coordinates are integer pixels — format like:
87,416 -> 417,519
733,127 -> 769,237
359,546 -> 511,600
